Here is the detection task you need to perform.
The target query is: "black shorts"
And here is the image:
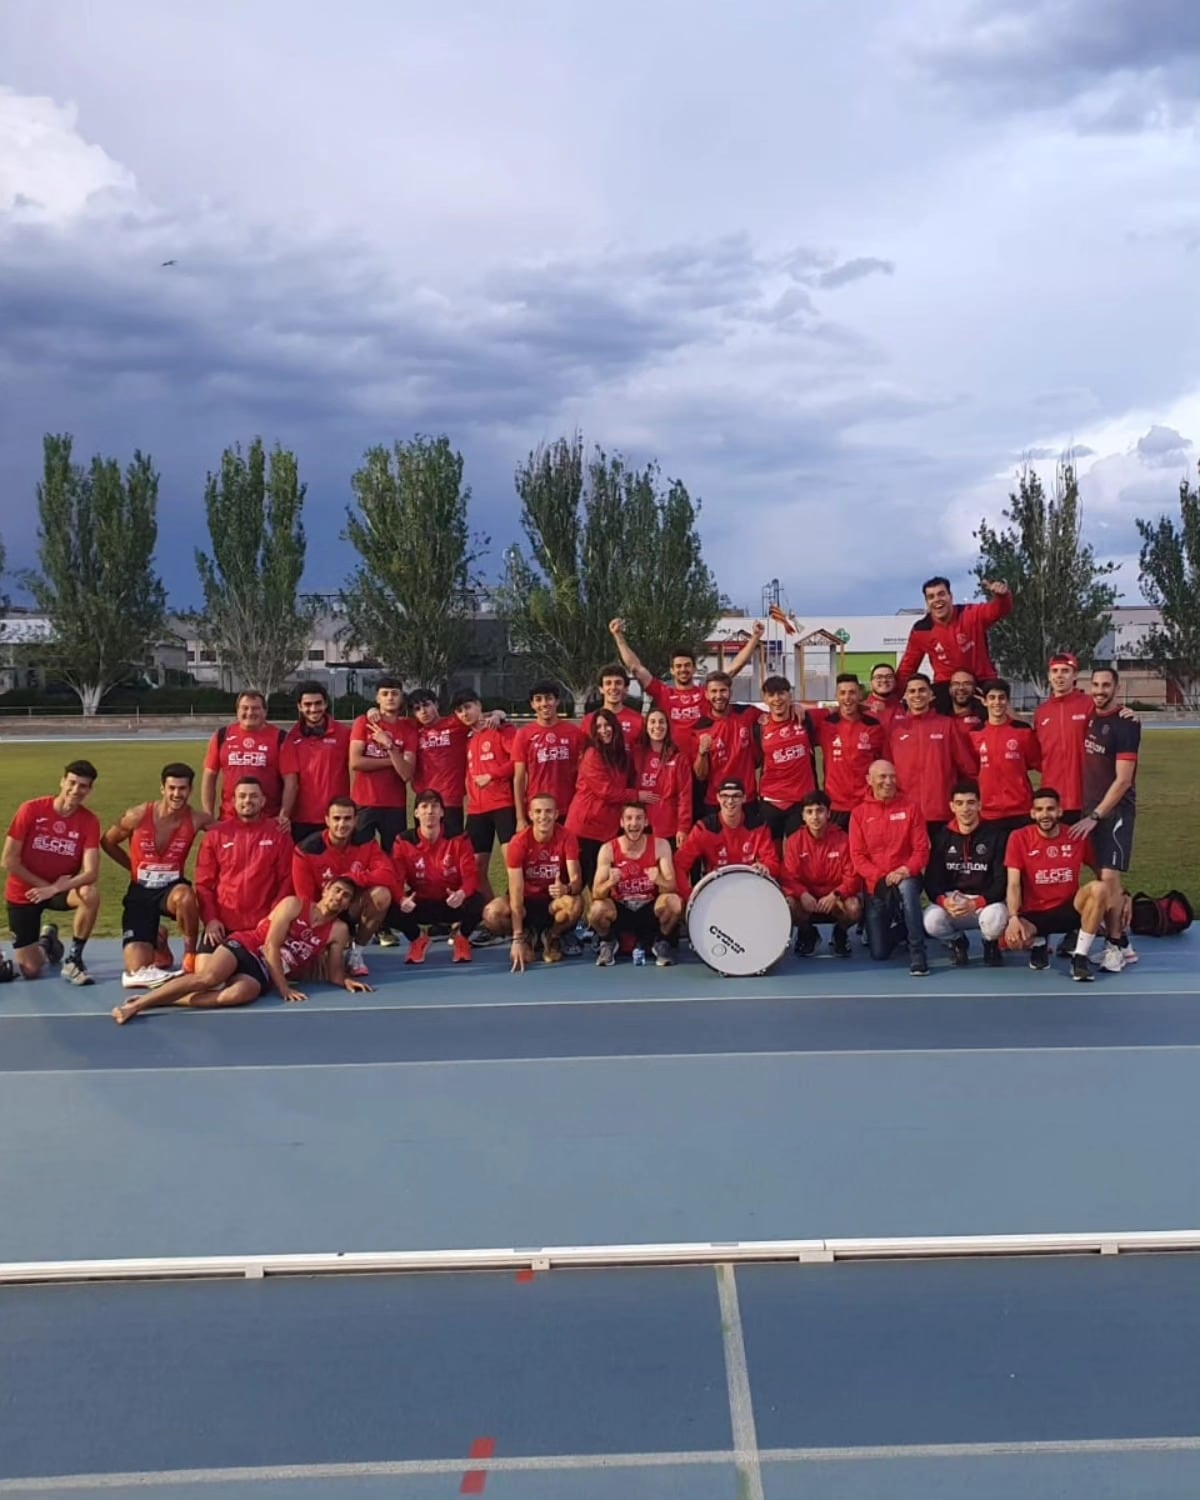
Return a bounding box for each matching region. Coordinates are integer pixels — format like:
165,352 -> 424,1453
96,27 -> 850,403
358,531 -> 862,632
121,879 -> 190,948
356,805 -> 408,853
611,901 -> 660,944
1022,901 -> 1080,938
466,808 -> 518,854
760,802 -> 806,841
519,896 -> 555,936
7,892 -> 71,951
1091,810 -> 1136,874
290,821 -> 325,845
222,939 -> 270,990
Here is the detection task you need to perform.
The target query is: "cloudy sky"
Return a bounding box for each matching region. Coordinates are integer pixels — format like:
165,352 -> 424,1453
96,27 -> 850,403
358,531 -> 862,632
2,0 -> 1199,617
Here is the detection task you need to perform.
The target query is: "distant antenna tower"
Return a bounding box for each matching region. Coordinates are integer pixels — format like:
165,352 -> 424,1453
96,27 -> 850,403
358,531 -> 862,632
760,577 -> 782,614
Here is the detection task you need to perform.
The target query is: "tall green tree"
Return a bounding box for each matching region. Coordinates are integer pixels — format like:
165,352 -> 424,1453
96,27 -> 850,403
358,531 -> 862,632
497,434 -> 721,707
341,436 -> 487,695
21,433 -> 166,715
974,460 -> 1118,697
192,438 -> 318,702
1137,463 -> 1200,708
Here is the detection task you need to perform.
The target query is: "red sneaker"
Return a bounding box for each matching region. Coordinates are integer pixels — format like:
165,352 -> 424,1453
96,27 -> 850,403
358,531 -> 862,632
405,934 -> 431,965
452,933 -> 473,963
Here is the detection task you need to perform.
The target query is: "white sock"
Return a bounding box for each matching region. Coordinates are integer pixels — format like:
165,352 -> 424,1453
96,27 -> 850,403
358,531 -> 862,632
1074,931 -> 1098,958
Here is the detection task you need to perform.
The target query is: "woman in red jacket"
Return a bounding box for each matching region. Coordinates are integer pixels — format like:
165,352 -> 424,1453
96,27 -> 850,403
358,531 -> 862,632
636,709 -> 692,847
566,709 -> 637,888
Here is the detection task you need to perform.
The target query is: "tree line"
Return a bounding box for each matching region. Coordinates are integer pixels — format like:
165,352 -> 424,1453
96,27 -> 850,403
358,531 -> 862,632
3,433 -> 1199,713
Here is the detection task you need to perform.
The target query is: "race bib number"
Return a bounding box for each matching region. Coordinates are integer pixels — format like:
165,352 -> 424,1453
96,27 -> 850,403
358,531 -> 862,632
138,866 -> 180,890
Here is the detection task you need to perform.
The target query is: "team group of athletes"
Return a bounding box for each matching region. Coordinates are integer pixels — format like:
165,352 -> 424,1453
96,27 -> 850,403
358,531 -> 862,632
0,572 -> 1146,1020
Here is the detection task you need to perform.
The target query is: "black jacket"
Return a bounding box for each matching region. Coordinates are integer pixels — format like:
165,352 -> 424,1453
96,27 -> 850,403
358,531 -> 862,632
924,821 -> 1007,905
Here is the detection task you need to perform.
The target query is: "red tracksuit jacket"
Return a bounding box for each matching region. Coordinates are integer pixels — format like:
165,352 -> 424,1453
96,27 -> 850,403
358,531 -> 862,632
889,711 -> 976,823
674,816 -> 780,900
565,749 -> 637,843
195,817 -> 293,930
895,593 -> 1013,686
782,825 -> 862,901
849,794 -> 930,891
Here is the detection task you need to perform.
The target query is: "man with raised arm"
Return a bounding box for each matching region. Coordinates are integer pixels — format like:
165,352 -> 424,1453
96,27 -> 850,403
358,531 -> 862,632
3,760 -> 102,985
589,802 -> 682,968
895,576 -> 1013,711
102,762 -> 217,989
608,617 -> 763,769
201,690 -> 288,823
483,793 -> 585,970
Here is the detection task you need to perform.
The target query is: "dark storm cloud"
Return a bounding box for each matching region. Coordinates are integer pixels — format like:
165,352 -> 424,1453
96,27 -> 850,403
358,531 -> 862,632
921,0 -> 1200,127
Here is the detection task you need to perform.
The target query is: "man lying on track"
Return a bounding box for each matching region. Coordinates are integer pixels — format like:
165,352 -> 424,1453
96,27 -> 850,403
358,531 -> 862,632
112,876 -> 370,1023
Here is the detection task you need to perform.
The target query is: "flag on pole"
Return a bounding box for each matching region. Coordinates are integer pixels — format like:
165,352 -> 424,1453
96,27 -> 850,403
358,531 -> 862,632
768,603 -> 797,635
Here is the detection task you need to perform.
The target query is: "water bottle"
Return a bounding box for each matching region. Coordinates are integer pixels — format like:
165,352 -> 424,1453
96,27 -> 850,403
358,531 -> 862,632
632,946 -> 646,967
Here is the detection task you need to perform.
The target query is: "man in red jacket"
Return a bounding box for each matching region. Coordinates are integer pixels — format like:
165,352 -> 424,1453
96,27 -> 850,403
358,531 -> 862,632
388,791 -> 483,964
782,791 -> 863,957
674,780 -> 779,901
889,675 -> 976,832
291,796 -> 395,976
896,576 -> 1013,711
194,777 -> 294,948
849,760 -> 931,974
970,678 -> 1041,842
864,662 -> 904,728
279,682 -> 352,843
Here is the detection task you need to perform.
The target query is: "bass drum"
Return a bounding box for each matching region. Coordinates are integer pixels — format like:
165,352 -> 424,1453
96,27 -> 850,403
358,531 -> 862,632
685,864 -> 792,977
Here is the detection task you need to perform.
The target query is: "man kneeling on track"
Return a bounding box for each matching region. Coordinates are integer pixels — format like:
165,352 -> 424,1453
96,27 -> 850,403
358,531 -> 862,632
1003,787 -> 1116,983
589,801 -> 682,968
781,791 -> 863,958
292,796 -> 394,977
112,876 -> 370,1023
388,791 -> 484,965
482,793 -> 584,971
102,762 -> 216,990
922,778 -> 1008,967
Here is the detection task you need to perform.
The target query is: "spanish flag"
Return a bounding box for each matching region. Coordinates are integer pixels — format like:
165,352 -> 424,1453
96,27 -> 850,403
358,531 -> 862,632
768,604 -> 797,635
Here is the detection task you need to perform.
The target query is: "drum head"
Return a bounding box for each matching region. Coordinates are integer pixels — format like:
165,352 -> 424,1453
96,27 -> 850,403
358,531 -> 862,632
686,864 -> 791,977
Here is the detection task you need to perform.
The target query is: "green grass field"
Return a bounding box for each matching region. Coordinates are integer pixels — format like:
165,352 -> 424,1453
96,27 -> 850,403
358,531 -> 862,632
2,734 -> 1197,937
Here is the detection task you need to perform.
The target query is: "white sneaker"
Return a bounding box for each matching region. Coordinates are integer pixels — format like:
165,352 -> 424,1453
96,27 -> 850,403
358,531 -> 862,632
122,967 -> 157,989
1100,943 -> 1126,973
347,943 -> 369,978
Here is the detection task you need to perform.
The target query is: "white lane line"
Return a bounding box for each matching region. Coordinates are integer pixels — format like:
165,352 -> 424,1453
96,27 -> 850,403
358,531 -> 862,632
5,1436 -> 1200,1491
716,1262 -> 765,1500
7,1042 -> 1200,1079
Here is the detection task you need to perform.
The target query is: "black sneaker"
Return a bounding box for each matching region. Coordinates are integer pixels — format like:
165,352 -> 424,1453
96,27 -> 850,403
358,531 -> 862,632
1028,942 -> 1050,971
1070,954 -> 1094,984
950,935 -> 970,967
39,922 -> 64,965
982,940 -> 1003,968
909,953 -> 930,977
1056,931 -> 1078,958
793,926 -> 819,957
832,926 -> 851,958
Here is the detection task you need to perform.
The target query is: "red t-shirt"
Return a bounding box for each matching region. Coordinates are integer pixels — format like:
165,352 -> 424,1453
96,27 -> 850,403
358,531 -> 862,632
647,678 -> 707,760
391,831 -> 478,903
413,716 -> 470,808
128,805 -> 200,889
291,830 -> 394,903
970,717 -> 1042,821
695,705 -> 761,805
504,825 -> 580,900
607,836 -> 661,906
581,705 -> 645,746
1006,824 -> 1097,914
755,713 -> 818,807
512,720 -> 584,813
466,724 -> 518,815
279,718 -> 352,826
233,909 -> 340,977
350,714 -> 418,808
204,724 -> 287,818
4,797 -> 101,905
